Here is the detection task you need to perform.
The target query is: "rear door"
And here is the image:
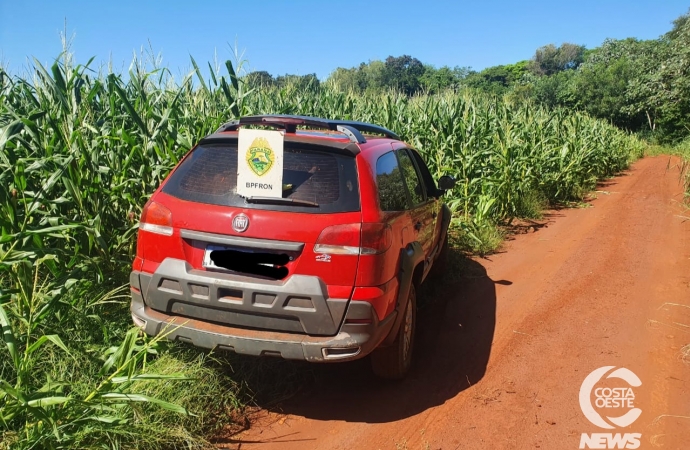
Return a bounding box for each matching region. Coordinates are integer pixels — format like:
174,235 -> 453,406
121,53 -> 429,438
408,149 -> 443,257
396,149 -> 438,265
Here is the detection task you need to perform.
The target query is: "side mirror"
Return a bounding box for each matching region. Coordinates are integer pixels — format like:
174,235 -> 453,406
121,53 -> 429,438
438,175 -> 456,191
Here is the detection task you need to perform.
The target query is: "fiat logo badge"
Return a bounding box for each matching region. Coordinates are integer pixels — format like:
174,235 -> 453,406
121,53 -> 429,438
232,214 -> 249,233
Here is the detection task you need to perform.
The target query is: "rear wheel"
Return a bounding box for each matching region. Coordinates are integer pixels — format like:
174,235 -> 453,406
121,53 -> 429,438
370,284 -> 416,380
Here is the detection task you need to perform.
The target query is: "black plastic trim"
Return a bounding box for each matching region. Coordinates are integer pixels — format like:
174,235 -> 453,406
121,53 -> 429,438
381,242 -> 425,347
199,134 -> 361,155
215,115 -> 401,143
439,204 -> 452,246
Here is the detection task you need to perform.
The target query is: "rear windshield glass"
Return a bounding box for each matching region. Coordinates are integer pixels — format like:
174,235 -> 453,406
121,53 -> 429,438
162,142 -> 360,213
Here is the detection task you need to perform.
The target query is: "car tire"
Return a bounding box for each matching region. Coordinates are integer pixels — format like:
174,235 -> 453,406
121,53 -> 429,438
370,284 -> 416,380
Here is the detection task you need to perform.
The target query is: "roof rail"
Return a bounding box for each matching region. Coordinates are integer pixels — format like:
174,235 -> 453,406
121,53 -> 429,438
215,115 -> 400,144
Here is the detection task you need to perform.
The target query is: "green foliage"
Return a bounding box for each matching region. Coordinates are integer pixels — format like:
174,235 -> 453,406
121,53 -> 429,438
578,38 -> 664,132
651,11 -> 690,140
464,65 -> 516,96
529,43 -> 586,75
431,9 -> 690,143
0,53 -> 252,449
512,10 -> 690,143
463,61 -> 530,97
326,56 -> 469,95
245,70 -> 274,88
573,57 -> 640,125
0,48 -> 645,448
325,61 -> 389,93
246,71 -> 320,91
381,55 -> 426,95
325,66 -> 359,91
420,65 -> 471,94
288,8 -> 690,143
0,254 -> 202,449
275,73 -> 320,90
504,61 -> 530,80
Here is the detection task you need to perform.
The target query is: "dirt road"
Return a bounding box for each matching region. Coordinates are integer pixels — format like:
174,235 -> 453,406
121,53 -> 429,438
234,156 -> 690,450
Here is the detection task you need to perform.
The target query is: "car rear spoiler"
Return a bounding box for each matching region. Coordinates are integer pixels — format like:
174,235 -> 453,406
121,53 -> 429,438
215,115 -> 401,144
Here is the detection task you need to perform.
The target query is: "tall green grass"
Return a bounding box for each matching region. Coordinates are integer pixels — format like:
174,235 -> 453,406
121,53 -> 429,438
673,140 -> 690,198
645,139 -> 690,199
0,52 -> 644,448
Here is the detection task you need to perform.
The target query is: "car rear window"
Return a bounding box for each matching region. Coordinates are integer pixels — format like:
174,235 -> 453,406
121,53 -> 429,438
162,142 -> 360,213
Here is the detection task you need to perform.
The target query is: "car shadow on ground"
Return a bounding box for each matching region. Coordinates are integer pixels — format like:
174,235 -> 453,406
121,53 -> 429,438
223,249 -> 501,426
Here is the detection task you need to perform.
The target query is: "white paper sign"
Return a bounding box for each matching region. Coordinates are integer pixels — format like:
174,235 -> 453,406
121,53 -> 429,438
237,128 -> 284,198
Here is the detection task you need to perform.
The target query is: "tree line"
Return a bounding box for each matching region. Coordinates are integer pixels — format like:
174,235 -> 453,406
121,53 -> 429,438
245,9 -> 690,143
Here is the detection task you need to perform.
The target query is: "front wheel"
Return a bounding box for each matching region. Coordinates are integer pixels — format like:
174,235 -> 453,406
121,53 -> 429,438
370,284 -> 416,380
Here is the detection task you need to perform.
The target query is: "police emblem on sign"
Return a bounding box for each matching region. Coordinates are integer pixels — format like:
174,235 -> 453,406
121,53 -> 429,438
232,214 -> 249,233
246,137 -> 275,176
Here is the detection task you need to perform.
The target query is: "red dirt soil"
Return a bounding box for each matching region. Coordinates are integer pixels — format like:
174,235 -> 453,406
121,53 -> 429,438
231,156 -> 690,450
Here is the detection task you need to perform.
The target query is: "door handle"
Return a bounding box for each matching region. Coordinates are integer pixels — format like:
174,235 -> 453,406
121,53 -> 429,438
414,221 -> 422,231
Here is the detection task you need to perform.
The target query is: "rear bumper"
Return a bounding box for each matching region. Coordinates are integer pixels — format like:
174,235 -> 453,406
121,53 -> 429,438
129,258 -> 396,362
133,258 -> 348,335
130,294 -> 395,362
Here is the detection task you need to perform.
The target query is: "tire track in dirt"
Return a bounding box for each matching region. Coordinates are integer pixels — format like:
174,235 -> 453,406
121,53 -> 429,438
232,156 -> 690,450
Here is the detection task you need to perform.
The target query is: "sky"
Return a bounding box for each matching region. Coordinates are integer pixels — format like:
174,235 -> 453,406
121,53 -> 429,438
1,0 -> 689,80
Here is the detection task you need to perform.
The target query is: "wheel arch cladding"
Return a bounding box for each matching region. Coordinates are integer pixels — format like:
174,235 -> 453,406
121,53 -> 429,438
381,241 -> 424,347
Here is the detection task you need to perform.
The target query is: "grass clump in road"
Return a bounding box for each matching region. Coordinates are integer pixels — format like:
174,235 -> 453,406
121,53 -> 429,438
0,51 -> 645,448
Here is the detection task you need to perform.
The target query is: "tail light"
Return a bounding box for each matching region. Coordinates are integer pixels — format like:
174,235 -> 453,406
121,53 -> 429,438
314,223 -> 392,255
360,223 -> 392,254
139,201 -> 173,236
314,223 -> 360,255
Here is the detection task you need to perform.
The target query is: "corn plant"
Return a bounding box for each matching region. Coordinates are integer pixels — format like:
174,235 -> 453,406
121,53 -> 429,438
0,51 -> 645,448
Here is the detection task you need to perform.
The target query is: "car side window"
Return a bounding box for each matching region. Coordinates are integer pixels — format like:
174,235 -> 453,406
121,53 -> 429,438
397,149 -> 425,206
409,149 -> 439,197
375,151 -> 408,211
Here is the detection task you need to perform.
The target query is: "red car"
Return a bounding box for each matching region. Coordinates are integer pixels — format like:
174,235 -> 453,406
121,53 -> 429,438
130,115 -> 455,379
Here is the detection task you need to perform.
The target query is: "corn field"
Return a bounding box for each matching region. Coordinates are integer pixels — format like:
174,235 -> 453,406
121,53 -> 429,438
0,53 -> 645,448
